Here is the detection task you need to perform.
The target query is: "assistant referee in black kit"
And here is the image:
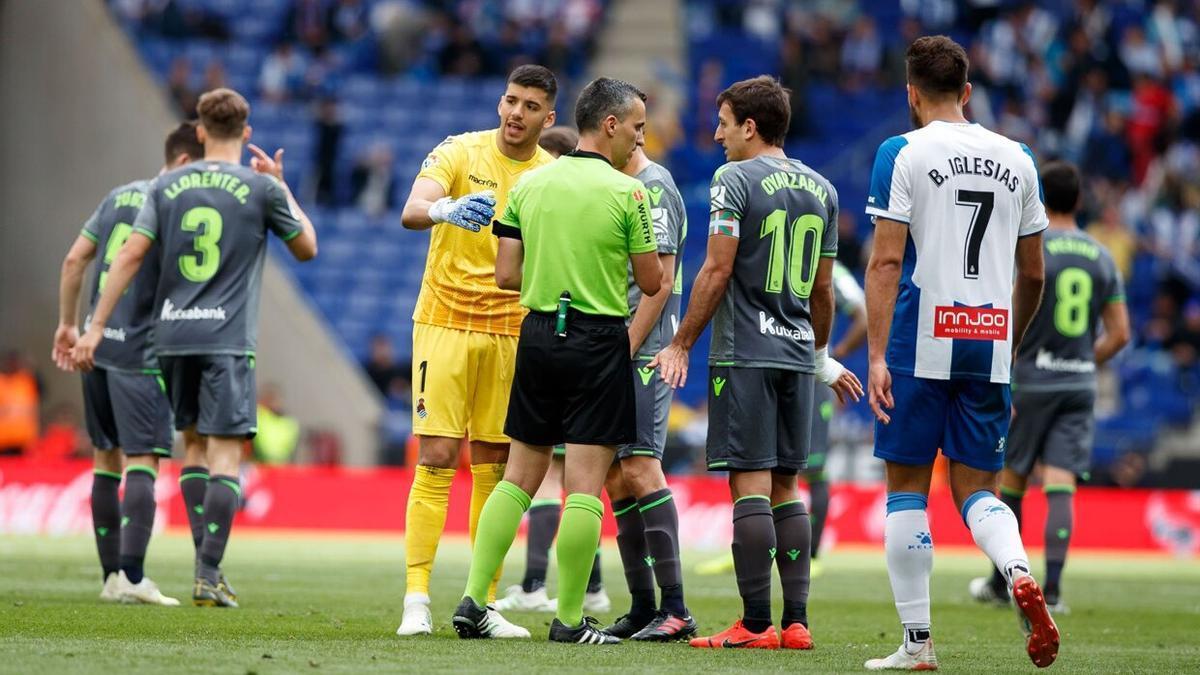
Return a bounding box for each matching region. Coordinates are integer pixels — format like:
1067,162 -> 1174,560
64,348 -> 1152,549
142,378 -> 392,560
453,77 -> 663,645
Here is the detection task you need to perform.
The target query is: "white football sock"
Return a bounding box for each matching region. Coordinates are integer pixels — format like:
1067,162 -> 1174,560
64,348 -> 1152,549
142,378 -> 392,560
963,490 -> 1031,584
885,508 -> 933,636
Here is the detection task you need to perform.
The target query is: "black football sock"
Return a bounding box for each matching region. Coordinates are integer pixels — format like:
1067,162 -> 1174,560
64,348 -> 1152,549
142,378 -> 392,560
990,487 -> 1025,595
807,477 -> 830,559
773,500 -> 812,627
638,488 -> 686,615
119,467 -> 157,585
178,467 -> 209,551
92,470 -> 122,580
197,475 -> 240,584
1043,488 -> 1074,601
522,499 -> 560,592
587,551 -> 603,593
732,496 -> 775,634
614,497 -> 656,618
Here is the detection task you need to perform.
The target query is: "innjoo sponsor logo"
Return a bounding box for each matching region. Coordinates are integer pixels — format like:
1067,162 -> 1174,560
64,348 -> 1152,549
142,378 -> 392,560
933,306 -> 1008,340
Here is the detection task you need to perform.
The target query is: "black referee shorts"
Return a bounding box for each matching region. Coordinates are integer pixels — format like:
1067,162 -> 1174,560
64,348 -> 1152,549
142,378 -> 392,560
505,310 -> 636,447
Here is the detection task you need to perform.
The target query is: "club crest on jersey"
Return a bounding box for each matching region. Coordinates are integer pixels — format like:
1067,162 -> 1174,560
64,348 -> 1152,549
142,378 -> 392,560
933,306 -> 1007,341
421,155 -> 438,170
416,398 -> 428,419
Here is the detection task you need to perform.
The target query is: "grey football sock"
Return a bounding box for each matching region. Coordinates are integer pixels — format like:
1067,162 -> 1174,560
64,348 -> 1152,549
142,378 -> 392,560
119,468 -> 157,585
638,488 -> 686,615
197,474 -> 240,584
614,497 -> 655,617
92,471 -> 122,580
807,477 -> 830,559
522,500 -> 560,592
773,500 -> 812,627
178,467 -> 209,551
1044,489 -> 1074,599
732,496 -> 775,633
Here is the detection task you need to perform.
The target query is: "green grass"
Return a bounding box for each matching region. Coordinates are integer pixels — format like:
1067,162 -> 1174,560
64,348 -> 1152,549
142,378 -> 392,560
1,533 -> 1198,673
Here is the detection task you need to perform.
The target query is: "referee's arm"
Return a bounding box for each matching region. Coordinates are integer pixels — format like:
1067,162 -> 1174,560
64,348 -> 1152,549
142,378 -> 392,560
495,236 -> 523,291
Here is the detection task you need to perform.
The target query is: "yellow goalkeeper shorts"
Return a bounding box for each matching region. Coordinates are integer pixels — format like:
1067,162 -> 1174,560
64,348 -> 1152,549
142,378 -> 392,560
411,322 -> 516,444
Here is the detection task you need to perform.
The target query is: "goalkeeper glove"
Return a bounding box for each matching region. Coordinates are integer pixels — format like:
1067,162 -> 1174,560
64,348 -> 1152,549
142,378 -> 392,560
428,191 -> 496,232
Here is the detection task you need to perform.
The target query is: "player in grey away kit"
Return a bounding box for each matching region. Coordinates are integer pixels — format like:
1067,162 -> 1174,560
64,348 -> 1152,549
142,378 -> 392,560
53,122 -> 205,606
73,88 -> 318,608
601,145 -> 695,641
653,76 -> 861,650
970,160 -> 1130,613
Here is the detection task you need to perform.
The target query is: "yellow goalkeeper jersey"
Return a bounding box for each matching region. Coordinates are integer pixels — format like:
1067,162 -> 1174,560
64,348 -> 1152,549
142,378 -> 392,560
412,129 -> 554,336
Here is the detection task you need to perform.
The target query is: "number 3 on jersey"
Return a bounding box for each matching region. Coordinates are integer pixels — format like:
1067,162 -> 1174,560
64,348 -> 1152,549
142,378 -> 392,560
760,209 -> 823,298
180,206 -> 223,282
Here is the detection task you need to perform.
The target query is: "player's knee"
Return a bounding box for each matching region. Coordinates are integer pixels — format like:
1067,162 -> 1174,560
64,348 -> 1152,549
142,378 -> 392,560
620,456 -> 666,496
93,450 -> 122,474
468,440 -> 509,466
770,470 -> 800,505
416,436 -> 460,469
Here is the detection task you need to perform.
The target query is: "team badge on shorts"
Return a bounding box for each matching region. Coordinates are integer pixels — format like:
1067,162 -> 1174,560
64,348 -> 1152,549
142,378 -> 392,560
416,398 -> 428,419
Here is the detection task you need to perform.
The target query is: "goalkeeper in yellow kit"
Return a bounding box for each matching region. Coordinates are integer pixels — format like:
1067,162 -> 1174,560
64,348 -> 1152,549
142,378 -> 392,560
395,65 -> 558,637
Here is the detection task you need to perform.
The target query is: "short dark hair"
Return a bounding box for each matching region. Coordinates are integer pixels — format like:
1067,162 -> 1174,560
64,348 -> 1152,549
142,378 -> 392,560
164,121 -> 203,164
574,77 -> 646,132
716,76 -> 791,147
538,126 -> 579,157
196,88 -> 250,139
507,64 -> 558,104
906,35 -> 969,98
1040,160 -> 1081,214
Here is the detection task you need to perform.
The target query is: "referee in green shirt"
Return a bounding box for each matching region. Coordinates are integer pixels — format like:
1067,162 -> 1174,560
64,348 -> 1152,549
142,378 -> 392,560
453,77 -> 662,646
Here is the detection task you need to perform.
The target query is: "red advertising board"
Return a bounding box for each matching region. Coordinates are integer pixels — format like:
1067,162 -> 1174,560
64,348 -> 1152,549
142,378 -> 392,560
2,459 -> 1197,556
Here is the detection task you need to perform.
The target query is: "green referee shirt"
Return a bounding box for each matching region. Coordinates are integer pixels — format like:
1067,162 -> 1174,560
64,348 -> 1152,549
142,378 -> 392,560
493,150 -> 657,316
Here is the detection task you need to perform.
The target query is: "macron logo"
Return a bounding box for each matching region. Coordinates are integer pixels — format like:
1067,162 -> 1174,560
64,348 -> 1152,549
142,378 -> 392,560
160,299 -> 226,322
758,311 -> 813,342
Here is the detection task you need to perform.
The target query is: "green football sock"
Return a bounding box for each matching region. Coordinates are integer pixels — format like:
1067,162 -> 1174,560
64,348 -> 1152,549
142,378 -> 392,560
463,480 -> 530,604
555,493 -> 604,627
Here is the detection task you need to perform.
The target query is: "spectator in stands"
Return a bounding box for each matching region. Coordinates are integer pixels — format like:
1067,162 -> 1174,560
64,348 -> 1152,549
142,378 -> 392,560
363,333 -> 404,396
287,0 -> 330,50
439,25 -> 485,76
253,384 -> 301,465
167,57 -> 198,119
1120,24 -> 1164,80
1127,74 -> 1177,184
313,97 -> 344,206
835,211 -> 864,272
203,60 -> 227,92
328,0 -> 370,43
371,0 -> 430,75
260,43 -> 306,103
1165,301 -> 1200,369
350,142 -> 397,216
1088,202 -> 1137,280
0,351 -> 40,456
1084,108 -> 1133,183
839,15 -> 882,91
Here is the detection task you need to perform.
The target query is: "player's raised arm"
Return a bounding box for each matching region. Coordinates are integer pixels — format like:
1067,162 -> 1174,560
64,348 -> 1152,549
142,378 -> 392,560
864,218 -> 906,423
53,233 -> 98,371
249,143 -> 318,261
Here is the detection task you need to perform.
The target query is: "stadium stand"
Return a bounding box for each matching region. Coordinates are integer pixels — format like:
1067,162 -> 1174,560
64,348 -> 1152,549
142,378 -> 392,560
107,0 -> 1198,483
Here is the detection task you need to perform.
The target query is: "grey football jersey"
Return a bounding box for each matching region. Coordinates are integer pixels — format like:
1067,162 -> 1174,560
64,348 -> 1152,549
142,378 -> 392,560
1013,228 -> 1124,391
627,161 -> 687,357
708,156 -> 839,371
82,179 -> 160,371
133,160 -> 304,355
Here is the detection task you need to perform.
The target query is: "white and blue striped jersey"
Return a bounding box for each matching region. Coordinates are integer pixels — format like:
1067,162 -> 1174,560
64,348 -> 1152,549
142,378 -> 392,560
866,121 -> 1048,383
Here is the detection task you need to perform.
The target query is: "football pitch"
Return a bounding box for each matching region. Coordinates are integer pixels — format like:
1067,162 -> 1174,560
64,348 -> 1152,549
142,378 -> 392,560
2,533 -> 1198,673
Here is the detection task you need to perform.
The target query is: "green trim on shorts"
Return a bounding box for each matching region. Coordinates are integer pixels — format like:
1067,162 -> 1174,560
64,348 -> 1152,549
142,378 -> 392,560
216,478 -> 242,497
713,361 -> 736,367
628,449 -> 657,456
999,485 -> 1026,498
819,251 -> 838,257
734,495 -> 770,504
612,501 -> 639,517
530,498 -> 561,509
152,447 -> 172,457
1043,484 -> 1076,494
771,499 -> 804,510
140,368 -> 162,375
708,460 -> 730,469
179,472 -> 210,483
93,469 -> 122,480
638,493 -> 673,512
126,465 -> 158,479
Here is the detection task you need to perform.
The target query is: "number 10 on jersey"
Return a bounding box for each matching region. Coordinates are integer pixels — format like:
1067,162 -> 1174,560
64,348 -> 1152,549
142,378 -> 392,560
761,209 -> 823,298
